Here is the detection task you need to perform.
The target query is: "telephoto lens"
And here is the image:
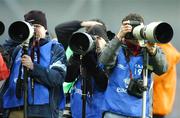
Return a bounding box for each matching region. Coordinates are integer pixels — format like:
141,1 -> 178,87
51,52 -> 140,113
0,21 -> 5,36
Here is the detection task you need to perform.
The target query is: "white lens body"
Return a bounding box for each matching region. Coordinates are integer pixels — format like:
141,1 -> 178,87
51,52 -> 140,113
22,21 -> 34,41
9,20 -> 34,44
69,32 -> 95,55
82,32 -> 94,53
133,21 -> 173,43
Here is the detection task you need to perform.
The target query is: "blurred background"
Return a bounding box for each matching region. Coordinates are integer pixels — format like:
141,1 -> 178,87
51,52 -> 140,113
0,0 -> 179,117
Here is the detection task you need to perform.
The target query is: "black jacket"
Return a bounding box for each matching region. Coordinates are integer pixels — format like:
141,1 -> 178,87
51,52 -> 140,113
55,20 -> 108,91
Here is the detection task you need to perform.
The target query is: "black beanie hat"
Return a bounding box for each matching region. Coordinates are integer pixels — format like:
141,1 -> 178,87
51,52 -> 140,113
87,25 -> 109,42
24,10 -> 47,29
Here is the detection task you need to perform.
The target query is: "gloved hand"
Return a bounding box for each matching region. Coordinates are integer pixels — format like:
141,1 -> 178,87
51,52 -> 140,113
145,42 -> 157,55
69,53 -> 81,65
65,54 -> 80,82
82,51 -> 97,72
82,51 -> 108,91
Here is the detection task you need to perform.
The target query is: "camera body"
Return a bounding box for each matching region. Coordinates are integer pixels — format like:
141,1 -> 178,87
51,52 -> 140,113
125,20 -> 141,39
127,79 -> 144,98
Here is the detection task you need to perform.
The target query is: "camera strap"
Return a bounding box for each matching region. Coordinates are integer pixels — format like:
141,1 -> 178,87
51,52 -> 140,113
128,63 -> 133,80
124,49 -> 133,80
30,39 -> 40,104
16,63 -> 24,99
16,46 -> 27,99
31,39 -> 40,63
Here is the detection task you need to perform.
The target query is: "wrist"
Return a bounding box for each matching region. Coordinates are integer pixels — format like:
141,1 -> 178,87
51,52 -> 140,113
80,21 -> 86,27
148,46 -> 157,56
29,63 -> 34,70
115,35 -> 124,43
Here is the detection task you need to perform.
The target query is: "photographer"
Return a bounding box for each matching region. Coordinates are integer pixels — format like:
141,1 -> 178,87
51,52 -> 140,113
153,43 -> 180,118
99,13 -> 168,118
0,46 -> 10,81
2,10 -> 67,118
0,22 -> 10,80
55,20 -> 109,118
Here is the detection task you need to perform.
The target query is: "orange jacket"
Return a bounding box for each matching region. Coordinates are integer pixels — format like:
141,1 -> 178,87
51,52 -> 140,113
153,43 -> 180,115
0,53 -> 10,80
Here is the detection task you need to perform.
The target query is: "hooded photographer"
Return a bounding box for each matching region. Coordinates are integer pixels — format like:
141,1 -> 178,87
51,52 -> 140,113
55,20 -> 109,118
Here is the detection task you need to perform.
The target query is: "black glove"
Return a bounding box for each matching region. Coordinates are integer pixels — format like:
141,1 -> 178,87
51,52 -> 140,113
65,54 -> 80,82
83,51 -> 108,91
82,51 -> 97,71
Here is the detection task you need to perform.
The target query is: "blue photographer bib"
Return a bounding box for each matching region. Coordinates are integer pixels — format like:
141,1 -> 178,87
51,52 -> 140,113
102,48 -> 152,117
70,77 -> 105,118
3,41 -> 64,108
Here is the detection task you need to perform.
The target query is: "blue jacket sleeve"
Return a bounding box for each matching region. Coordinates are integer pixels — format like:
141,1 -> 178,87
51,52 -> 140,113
29,44 -> 67,87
